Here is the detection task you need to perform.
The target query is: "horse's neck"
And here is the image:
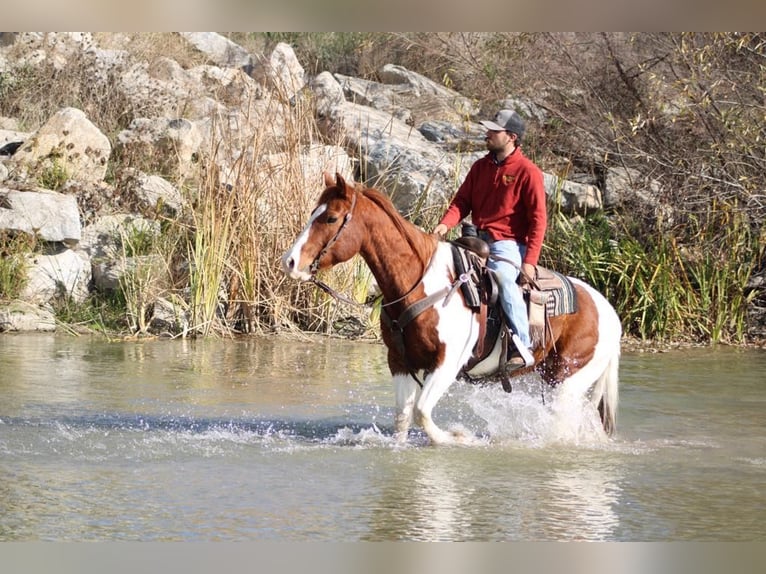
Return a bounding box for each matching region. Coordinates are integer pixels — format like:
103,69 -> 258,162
358,213 -> 436,304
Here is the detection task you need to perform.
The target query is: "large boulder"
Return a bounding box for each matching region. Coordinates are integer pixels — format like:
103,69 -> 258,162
543,173 -> 603,215
311,72 -> 485,216
249,42 -> 305,102
116,118 -> 203,181
179,32 -> 252,69
21,248 -> 91,304
79,214 -> 160,260
11,107 -> 111,184
0,188 -> 81,245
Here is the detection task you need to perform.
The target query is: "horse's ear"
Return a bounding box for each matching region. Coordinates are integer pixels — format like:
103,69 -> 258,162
322,171 -> 353,198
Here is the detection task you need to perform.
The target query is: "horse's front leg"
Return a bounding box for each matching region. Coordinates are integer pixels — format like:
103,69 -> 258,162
393,373 -> 419,444
415,364 -> 480,446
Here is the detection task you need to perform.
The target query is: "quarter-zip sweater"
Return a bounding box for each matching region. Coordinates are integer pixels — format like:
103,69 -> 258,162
438,148 -> 547,265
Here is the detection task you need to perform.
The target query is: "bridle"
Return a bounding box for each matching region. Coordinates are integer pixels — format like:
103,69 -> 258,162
306,187 -> 438,312
308,189 -> 358,275
306,188 -> 380,308
302,187 -> 471,387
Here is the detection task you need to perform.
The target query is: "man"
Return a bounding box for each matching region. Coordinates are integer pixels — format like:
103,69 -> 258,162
433,109 -> 547,368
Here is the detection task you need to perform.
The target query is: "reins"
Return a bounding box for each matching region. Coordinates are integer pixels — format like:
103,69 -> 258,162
307,186 -> 440,313
489,253 -> 539,290
309,250 -> 438,311
305,188 -> 467,388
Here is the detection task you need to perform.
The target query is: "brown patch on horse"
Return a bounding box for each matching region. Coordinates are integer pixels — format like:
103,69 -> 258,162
537,284 -> 599,386
314,174 -> 445,380
355,187 -> 444,377
381,307 -> 446,377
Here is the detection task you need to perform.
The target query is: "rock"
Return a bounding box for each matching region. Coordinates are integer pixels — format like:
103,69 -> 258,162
21,248 -> 91,304
148,296 -> 189,335
378,64 -> 479,122
12,107 -> 111,184
79,214 -> 160,260
249,42 -> 305,101
123,170 -> 184,217
116,118 -> 203,181
543,173 -> 603,215
0,300 -> 56,332
0,128 -> 28,155
604,166 -> 662,209
0,188 -> 81,245
310,71 -> 346,119
179,32 -> 252,69
92,254 -> 164,293
333,73 -> 414,123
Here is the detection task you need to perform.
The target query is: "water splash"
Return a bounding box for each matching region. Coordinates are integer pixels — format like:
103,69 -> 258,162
461,380 -> 609,448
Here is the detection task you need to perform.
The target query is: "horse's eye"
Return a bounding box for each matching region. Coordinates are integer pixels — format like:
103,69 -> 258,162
326,215 -> 338,224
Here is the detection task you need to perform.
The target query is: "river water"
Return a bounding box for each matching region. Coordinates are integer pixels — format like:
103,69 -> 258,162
0,333 -> 764,541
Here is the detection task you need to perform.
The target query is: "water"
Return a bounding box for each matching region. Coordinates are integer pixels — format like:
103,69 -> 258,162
0,334 -> 764,541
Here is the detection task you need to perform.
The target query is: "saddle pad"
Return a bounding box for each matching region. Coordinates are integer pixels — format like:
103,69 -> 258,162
540,271 -> 578,316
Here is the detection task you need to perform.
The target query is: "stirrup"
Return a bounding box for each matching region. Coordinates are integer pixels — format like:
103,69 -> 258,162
508,332 -> 535,369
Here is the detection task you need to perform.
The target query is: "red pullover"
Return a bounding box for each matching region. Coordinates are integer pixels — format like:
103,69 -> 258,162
438,148 -> 547,265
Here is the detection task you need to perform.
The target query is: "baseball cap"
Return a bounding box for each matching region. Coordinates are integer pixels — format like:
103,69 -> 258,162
480,109 -> 526,139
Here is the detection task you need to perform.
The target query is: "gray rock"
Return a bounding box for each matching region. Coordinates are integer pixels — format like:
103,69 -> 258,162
0,300 -> 56,332
12,107 -> 111,184
179,32 -> 252,69
79,214 -> 160,260
22,248 -> 91,304
124,170 -> 184,217
543,173 -> 603,215
92,254 -> 164,293
116,118 -> 203,181
0,189 -> 81,244
249,42 -> 305,101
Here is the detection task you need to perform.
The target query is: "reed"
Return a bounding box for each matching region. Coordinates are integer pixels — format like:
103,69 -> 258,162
184,159 -> 234,337
52,290 -> 126,337
165,83 -> 377,338
543,198 -> 762,343
0,231 -> 33,301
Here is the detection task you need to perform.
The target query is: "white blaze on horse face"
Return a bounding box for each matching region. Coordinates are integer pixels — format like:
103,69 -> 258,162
281,204 -> 327,281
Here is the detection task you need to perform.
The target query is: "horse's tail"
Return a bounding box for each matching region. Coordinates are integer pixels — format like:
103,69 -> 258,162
593,347 -> 620,436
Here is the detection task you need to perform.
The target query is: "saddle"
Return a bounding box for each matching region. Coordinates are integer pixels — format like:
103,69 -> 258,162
450,236 -> 578,387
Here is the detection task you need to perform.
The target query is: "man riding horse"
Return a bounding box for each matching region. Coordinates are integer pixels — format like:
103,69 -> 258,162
434,109 -> 547,370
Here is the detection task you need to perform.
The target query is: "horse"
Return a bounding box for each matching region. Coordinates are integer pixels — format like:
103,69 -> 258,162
281,172 -> 621,446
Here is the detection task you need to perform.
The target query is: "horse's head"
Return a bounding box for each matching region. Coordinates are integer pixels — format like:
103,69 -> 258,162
281,171 -> 362,281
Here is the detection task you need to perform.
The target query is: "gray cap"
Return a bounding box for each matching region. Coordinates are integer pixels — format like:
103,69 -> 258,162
480,109 -> 526,139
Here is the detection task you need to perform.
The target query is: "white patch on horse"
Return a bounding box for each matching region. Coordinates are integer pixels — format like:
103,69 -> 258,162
281,204 -> 327,280
393,242 -> 481,445
552,277 -> 621,434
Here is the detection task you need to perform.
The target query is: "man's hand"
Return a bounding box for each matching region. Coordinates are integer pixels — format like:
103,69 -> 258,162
433,223 -> 449,237
519,262 -> 536,286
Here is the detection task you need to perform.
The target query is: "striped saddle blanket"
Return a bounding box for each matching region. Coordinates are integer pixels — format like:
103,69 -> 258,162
528,267 -> 578,317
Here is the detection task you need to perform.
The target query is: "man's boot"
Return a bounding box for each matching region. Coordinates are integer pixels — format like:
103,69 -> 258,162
507,332 -> 534,370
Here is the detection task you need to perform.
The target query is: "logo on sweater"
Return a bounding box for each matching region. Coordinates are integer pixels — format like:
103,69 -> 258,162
502,174 -> 516,185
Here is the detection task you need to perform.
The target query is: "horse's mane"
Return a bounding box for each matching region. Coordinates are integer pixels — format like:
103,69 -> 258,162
361,185 -> 433,266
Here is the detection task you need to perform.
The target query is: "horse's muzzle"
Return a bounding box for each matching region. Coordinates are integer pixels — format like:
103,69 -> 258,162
280,253 -> 312,281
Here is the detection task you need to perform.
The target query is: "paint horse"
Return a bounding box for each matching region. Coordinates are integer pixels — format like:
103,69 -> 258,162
281,173 -> 621,445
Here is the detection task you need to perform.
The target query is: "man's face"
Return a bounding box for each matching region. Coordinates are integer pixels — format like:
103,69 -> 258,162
485,129 -> 515,153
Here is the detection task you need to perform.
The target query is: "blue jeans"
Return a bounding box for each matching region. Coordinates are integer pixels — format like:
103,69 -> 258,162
485,238 -> 531,348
